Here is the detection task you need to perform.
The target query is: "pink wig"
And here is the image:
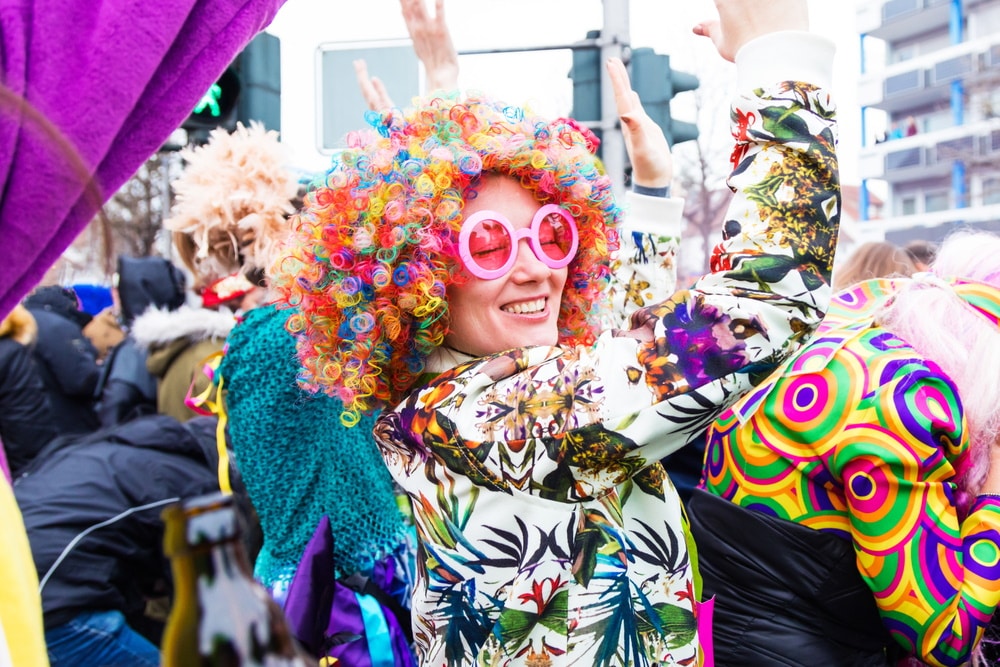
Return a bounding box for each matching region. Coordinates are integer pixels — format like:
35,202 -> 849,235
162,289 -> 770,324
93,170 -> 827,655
876,231 -> 1000,512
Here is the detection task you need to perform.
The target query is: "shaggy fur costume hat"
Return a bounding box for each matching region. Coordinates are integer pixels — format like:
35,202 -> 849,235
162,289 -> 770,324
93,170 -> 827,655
166,121 -> 298,291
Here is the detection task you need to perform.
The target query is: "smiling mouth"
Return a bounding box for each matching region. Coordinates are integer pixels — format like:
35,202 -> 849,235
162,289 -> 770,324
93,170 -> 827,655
501,297 -> 547,315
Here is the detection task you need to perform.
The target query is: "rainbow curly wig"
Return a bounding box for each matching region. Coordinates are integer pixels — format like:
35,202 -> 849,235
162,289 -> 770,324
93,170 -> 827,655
270,93 -> 622,425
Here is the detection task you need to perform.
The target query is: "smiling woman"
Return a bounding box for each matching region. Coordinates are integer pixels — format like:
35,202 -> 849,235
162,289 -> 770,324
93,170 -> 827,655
445,176 -> 573,357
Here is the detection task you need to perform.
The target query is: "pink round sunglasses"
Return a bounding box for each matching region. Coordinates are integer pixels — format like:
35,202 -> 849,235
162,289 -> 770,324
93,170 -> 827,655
458,204 -> 579,280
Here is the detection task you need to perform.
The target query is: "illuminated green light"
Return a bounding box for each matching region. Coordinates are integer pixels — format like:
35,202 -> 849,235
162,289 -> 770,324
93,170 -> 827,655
193,83 -> 223,118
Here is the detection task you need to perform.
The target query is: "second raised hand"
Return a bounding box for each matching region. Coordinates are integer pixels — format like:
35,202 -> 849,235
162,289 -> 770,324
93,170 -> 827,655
400,0 -> 459,92
606,57 -> 672,190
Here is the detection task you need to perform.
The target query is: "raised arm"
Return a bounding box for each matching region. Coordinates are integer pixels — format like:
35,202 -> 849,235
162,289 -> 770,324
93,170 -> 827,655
400,0 -> 459,93
355,0 -> 460,111
602,57 -> 681,325
607,57 -> 672,190
693,0 -> 811,63
354,59 -> 394,111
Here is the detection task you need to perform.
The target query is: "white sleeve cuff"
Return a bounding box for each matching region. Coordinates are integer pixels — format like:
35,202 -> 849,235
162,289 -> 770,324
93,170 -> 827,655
735,31 -> 836,91
623,191 -> 684,237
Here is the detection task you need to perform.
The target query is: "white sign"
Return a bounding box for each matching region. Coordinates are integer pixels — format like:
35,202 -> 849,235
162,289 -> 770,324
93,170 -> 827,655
315,39 -> 420,153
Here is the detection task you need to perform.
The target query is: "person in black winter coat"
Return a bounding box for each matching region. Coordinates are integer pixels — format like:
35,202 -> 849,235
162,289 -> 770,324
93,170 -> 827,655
0,304 -> 57,477
23,284 -> 101,436
94,256 -> 187,427
13,414 -> 236,667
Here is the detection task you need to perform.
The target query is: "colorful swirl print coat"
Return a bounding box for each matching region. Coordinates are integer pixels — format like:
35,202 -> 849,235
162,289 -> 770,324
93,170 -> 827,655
702,278 -> 1000,667
374,80 -> 840,667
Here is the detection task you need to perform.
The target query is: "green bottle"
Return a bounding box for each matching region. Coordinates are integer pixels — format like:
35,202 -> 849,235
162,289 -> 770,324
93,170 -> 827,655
161,491 -> 314,667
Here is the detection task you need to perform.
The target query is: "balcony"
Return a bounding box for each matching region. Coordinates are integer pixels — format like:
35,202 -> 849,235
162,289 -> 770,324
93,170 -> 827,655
858,0 -> 952,42
858,117 -> 1000,182
864,203 -> 1000,241
858,35 -> 1000,112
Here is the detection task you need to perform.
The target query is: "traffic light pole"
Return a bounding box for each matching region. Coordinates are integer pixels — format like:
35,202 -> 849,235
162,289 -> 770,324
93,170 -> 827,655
600,0 -> 629,196
457,1 -> 629,195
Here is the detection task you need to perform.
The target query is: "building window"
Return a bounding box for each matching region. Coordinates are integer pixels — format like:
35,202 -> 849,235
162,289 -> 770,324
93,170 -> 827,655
925,191 -> 950,213
901,196 -> 917,215
984,179 -> 1000,206
889,43 -> 917,64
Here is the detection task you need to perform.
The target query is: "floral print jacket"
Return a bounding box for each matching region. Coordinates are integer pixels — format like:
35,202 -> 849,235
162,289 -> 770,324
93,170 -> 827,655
373,78 -> 840,666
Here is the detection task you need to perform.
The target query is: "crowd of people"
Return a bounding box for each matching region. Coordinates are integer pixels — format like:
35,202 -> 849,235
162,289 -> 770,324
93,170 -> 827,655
1,0 -> 999,666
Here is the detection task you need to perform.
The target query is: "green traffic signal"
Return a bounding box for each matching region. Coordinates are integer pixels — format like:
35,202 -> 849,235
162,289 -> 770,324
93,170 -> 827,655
193,83 -> 224,118
181,32 -> 281,140
184,68 -> 241,133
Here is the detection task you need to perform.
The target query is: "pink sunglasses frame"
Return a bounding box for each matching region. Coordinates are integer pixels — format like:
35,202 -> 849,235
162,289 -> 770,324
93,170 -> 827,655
457,204 -> 579,280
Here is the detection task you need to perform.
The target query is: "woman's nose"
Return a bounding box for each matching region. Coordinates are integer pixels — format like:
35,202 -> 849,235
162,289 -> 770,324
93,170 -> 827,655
508,238 -> 551,282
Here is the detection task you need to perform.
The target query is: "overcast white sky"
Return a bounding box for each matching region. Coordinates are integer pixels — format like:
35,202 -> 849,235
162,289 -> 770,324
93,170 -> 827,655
266,0 -> 863,184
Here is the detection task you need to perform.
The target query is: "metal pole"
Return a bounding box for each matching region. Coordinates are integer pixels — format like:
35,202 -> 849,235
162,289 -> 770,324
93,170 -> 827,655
601,0 -> 629,197
159,151 -> 175,260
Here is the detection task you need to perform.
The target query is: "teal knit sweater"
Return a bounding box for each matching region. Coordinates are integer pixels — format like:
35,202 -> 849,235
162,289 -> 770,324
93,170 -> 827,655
219,303 -> 409,586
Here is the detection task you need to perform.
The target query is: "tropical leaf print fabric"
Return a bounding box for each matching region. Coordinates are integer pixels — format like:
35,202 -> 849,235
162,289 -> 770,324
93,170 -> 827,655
702,279 -> 1000,667
374,80 -> 840,667
606,221 -> 680,326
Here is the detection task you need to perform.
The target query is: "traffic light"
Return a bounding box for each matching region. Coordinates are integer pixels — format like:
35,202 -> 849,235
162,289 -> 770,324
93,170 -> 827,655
183,67 -> 241,134
629,47 -> 699,146
569,30 -> 602,125
182,33 -> 281,140
234,32 -> 281,133
568,30 -> 603,155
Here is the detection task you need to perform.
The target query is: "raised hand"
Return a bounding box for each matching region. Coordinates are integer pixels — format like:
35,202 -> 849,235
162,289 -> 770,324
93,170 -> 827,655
353,59 -> 394,111
693,0 -> 809,62
606,57 -> 672,189
400,0 -> 459,92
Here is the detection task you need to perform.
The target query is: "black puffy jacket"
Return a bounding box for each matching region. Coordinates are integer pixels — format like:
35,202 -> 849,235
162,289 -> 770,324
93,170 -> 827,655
14,414 -> 222,629
686,489 -> 899,666
23,285 -> 101,435
94,256 -> 189,427
0,305 -> 56,475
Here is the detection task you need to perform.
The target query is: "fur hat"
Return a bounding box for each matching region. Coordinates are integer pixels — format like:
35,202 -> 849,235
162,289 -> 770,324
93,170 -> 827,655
0,304 -> 38,346
166,121 -> 298,290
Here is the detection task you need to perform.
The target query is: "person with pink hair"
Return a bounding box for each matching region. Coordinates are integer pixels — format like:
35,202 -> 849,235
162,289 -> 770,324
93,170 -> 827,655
271,0 -> 841,663
691,229 -> 1000,666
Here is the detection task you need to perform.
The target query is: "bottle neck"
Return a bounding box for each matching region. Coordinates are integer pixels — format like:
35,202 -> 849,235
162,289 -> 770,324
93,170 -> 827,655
168,502 -> 253,578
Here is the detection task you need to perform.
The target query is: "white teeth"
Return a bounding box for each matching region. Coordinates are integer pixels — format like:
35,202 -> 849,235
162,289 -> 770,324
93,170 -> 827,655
502,298 -> 546,315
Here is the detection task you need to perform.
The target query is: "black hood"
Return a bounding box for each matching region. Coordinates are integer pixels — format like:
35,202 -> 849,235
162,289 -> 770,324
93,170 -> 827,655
23,285 -> 92,327
23,414 -> 211,474
116,256 -> 187,326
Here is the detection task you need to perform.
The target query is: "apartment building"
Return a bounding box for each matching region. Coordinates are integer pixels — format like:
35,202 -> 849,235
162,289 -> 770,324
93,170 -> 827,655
857,0 -> 1000,245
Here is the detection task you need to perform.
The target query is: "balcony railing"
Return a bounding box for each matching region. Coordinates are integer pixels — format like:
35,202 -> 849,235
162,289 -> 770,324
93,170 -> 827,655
862,36 -> 1000,110
933,136 -> 976,164
860,0 -> 955,49
886,146 -> 924,170
932,54 -> 973,84
885,69 -> 923,97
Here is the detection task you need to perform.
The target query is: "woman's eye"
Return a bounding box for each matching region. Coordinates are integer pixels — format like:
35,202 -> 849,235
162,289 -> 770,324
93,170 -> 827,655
469,220 -> 511,261
472,245 -> 507,259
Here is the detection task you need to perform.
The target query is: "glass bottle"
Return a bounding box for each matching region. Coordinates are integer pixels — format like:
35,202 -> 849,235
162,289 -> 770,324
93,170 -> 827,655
161,490 -> 315,667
